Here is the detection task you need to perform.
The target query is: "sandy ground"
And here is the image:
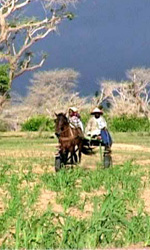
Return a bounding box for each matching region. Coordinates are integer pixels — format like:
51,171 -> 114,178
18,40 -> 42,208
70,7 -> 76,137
112,143 -> 150,166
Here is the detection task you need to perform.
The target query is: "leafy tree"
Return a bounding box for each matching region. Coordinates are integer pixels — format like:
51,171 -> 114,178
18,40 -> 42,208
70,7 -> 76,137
0,0 -> 77,106
0,64 -> 9,94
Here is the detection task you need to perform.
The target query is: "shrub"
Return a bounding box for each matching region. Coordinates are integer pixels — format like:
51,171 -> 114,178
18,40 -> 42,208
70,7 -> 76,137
21,115 -> 55,132
0,64 -> 10,94
0,120 -> 9,132
80,111 -> 91,127
109,115 -> 150,132
80,110 -> 150,133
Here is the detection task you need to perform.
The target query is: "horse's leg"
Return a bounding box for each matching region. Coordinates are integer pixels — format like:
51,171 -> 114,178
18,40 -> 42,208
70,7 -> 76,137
74,152 -> 78,163
64,149 -> 69,164
78,149 -> 81,163
78,142 -> 83,163
70,147 -> 74,165
60,145 -> 68,165
73,145 -> 78,163
60,150 -> 65,165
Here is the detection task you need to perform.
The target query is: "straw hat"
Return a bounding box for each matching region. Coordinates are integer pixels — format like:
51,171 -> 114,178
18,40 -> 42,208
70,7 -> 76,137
69,107 -> 78,112
91,107 -> 103,115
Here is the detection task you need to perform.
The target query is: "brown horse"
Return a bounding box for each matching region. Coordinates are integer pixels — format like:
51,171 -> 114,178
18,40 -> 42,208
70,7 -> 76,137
55,113 -> 83,164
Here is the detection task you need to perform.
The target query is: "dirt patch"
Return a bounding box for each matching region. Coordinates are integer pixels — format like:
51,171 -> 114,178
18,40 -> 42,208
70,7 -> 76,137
141,188 -> 150,214
81,149 -> 103,170
0,149 -> 54,158
0,188 -> 10,214
35,187 -> 106,219
112,153 -> 132,165
67,201 -> 93,219
81,188 -> 106,200
0,188 -> 6,214
36,189 -> 94,218
32,164 -> 54,174
36,189 -> 63,213
111,143 -> 150,166
81,143 -> 150,168
45,143 -> 58,147
113,143 -> 150,153
96,248 -> 150,250
67,188 -> 106,219
136,159 -> 150,166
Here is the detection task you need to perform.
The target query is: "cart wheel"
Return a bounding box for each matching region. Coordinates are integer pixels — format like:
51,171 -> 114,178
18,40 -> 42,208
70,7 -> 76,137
103,154 -> 112,168
55,155 -> 63,172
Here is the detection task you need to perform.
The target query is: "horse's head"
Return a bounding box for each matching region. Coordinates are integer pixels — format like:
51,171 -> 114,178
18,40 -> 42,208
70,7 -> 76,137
55,113 -> 68,137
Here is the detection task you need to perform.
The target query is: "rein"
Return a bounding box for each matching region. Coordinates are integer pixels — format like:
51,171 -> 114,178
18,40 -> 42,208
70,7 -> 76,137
59,125 -> 78,142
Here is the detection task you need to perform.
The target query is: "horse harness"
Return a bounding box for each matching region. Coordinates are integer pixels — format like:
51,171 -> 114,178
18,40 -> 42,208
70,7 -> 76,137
59,125 -> 82,142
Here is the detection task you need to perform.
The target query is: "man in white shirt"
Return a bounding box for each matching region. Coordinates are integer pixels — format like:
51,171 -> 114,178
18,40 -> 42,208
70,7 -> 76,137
85,107 -> 106,136
85,107 -> 112,147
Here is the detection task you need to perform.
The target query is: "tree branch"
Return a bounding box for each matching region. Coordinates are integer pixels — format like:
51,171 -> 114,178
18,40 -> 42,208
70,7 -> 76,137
14,57 -> 46,78
8,17 -> 49,33
2,0 -> 31,18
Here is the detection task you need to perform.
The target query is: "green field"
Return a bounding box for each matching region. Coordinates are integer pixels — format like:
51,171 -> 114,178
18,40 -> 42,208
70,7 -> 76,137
0,132 -> 150,248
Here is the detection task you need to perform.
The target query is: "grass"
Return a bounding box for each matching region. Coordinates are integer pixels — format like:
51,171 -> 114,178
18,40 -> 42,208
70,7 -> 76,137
112,131 -> 150,146
0,132 -> 150,248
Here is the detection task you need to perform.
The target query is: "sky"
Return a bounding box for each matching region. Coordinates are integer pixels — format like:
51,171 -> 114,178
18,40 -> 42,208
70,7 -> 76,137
12,0 -> 150,96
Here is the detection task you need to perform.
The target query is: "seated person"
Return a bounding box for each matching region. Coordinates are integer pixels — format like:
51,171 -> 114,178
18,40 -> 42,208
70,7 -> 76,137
68,107 -> 84,133
85,107 -> 112,148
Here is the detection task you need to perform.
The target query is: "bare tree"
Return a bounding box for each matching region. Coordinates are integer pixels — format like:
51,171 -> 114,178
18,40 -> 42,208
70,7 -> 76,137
91,81 -> 116,108
24,69 -> 85,116
97,68 -> 150,117
126,68 -> 150,117
0,0 -> 77,106
1,68 -> 86,129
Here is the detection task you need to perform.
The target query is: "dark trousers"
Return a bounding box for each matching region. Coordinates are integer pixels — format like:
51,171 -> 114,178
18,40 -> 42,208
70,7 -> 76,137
101,129 -> 112,147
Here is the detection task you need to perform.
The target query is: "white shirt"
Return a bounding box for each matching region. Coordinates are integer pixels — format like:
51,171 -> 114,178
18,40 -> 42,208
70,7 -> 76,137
85,116 -> 107,137
96,116 -> 107,130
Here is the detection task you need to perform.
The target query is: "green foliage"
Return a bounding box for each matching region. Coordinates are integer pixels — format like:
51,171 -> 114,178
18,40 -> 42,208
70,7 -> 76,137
81,111 -> 150,132
0,64 -> 9,94
80,110 -> 91,127
66,12 -> 75,20
8,16 -> 38,28
21,115 -> 55,132
41,167 -> 85,192
109,115 -> 150,132
41,168 -> 85,210
0,120 -> 9,132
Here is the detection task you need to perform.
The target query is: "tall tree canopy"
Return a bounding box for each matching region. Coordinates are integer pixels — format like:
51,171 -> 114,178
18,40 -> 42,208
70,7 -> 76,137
0,0 -> 77,105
